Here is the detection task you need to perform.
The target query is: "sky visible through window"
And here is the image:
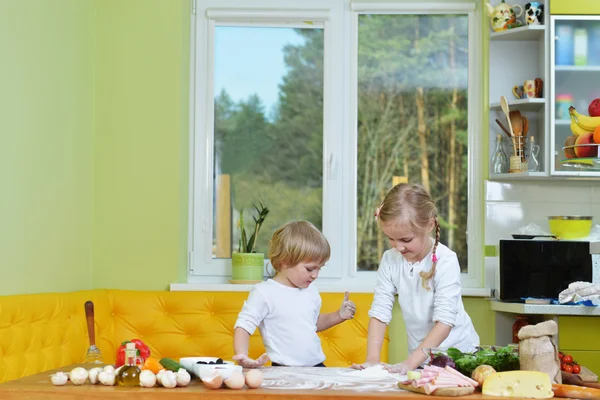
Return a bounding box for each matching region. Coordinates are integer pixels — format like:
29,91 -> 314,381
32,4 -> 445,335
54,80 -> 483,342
214,26 -> 306,117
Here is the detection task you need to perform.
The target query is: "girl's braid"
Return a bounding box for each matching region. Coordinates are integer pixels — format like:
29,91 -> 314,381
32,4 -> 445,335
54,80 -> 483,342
419,217 -> 440,290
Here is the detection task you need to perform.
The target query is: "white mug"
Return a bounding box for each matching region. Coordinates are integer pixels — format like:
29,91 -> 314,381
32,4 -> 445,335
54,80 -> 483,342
525,2 -> 544,26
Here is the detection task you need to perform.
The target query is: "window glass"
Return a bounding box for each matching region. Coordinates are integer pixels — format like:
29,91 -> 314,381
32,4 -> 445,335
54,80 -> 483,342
356,15 -> 469,272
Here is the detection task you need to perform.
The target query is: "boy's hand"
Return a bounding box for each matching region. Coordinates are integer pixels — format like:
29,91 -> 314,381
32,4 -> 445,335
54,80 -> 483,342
338,292 -> 356,320
350,361 -> 378,370
383,361 -> 411,374
232,352 -> 269,368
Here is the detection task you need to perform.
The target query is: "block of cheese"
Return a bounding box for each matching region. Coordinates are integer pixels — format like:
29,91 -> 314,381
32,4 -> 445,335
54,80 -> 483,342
482,371 -> 554,398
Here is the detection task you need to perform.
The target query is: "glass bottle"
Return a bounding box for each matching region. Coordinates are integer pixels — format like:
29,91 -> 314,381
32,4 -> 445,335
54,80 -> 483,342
491,134 -> 508,174
527,136 -> 540,172
116,342 -> 142,386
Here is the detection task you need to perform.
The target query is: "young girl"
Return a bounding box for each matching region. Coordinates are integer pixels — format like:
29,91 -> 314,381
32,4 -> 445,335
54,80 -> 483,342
233,220 -> 356,368
354,183 -> 479,374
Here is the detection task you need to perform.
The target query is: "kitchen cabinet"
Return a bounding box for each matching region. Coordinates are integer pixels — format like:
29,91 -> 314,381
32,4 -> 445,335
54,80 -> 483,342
487,1 -> 600,180
550,16 -> 600,176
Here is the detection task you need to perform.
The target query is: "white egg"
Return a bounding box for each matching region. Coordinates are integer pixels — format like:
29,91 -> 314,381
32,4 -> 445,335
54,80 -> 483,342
224,371 -> 245,390
244,369 -> 263,389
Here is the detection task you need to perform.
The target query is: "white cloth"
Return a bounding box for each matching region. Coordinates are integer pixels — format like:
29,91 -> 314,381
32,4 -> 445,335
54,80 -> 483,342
234,279 -> 326,367
559,281 -> 600,305
368,242 -> 480,354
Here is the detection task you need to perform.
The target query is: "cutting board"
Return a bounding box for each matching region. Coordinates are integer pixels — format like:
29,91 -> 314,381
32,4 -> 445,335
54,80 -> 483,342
578,366 -> 599,383
398,383 -> 475,397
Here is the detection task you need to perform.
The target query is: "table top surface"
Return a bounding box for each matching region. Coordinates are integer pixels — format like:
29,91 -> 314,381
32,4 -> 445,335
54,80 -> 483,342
0,364 -> 518,400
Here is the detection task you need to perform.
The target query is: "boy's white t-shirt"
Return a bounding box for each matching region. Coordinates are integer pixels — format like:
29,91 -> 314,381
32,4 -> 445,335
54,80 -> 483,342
234,279 -> 326,367
368,241 -> 480,355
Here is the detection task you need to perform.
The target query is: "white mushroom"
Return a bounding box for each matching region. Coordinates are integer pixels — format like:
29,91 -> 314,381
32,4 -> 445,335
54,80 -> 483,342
50,372 -> 68,386
98,370 -> 116,386
175,368 -> 191,387
139,370 -> 157,388
160,370 -> 177,388
88,367 -> 103,384
69,367 -> 88,385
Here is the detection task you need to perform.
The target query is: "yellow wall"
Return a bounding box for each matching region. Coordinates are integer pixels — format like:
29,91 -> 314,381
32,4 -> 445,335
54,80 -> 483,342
0,0 -> 95,295
551,0 -> 600,14
92,0 -> 190,290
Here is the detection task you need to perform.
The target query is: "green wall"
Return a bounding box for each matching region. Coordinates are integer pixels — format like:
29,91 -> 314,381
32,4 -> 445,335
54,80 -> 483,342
92,0 -> 190,290
0,0 -> 95,295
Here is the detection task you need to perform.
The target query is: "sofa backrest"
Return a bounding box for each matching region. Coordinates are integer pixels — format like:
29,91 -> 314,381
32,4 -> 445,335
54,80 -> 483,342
0,289 -> 388,383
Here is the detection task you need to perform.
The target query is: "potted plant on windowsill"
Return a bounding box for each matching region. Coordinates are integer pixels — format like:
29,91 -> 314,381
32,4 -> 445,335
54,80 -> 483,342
231,202 -> 270,284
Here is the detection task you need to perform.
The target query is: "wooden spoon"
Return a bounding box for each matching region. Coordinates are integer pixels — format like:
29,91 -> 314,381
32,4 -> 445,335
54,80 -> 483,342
500,96 -> 517,155
522,115 -> 529,137
509,110 -> 523,136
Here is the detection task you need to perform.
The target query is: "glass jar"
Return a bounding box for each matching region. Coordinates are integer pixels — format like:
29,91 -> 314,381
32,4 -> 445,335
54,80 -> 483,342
512,315 -> 530,343
491,134 -> 508,174
526,136 -> 540,172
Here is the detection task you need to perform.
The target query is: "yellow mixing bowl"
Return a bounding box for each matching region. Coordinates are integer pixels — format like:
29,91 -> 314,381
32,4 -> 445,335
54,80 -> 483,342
548,216 -> 593,239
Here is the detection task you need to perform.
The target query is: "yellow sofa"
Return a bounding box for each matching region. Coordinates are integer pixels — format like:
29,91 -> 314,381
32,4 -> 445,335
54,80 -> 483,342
0,290 -> 388,383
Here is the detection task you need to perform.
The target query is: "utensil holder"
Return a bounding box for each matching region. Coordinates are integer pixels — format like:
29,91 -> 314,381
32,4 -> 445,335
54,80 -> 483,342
506,136 -> 527,173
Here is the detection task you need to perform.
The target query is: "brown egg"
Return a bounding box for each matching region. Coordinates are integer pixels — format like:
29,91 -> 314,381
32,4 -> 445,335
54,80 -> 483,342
244,369 -> 263,389
224,371 -> 245,389
201,371 -> 223,389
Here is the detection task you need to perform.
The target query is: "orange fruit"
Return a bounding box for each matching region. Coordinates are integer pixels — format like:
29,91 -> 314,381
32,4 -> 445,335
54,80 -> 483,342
594,125 -> 600,144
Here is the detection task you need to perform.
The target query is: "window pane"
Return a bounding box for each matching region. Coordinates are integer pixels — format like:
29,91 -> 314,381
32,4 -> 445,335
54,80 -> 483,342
212,26 -> 324,258
356,14 -> 469,272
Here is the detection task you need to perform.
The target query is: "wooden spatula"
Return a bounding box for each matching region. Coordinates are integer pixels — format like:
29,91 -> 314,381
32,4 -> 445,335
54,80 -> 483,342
84,301 -> 103,364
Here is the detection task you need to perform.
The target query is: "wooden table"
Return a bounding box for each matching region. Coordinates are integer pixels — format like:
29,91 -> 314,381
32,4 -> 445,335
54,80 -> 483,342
0,364 -> 515,399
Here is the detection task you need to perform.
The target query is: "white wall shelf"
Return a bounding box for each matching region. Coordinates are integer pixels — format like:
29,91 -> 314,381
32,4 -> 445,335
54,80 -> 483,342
489,171 -> 547,180
555,66 -> 600,72
489,98 -> 546,111
490,25 -> 545,41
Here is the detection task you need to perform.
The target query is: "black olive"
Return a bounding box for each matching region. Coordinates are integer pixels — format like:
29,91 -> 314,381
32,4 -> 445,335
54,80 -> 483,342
216,358 -> 224,364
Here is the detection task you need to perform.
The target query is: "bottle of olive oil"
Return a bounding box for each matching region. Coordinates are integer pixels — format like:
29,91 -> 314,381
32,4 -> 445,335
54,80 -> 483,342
116,342 -> 141,386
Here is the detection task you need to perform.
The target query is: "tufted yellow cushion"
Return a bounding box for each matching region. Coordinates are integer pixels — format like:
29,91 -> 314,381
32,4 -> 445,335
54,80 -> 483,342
0,290 -> 388,383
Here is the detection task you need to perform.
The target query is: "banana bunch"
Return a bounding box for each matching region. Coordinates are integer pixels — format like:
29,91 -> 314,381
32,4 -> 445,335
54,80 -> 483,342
569,106 -> 600,136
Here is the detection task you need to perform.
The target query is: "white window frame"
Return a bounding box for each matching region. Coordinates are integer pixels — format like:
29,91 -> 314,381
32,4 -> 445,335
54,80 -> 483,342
187,0 -> 484,289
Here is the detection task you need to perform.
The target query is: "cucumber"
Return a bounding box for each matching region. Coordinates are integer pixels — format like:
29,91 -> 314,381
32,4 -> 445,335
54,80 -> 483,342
159,357 -> 184,372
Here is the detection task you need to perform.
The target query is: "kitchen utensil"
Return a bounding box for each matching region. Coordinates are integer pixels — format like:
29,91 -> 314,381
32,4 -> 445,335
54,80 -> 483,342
522,115 -> 529,136
511,234 -> 560,240
509,111 -> 524,162
495,119 -> 512,139
500,96 -> 519,169
398,382 -> 475,396
84,301 -> 103,364
548,216 -> 594,239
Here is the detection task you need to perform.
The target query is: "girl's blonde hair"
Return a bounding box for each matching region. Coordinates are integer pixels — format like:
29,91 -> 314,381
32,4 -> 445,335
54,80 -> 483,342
378,183 -> 440,290
268,220 -> 330,273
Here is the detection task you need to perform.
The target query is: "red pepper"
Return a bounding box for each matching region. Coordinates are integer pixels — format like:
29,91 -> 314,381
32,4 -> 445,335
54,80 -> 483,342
114,339 -> 151,367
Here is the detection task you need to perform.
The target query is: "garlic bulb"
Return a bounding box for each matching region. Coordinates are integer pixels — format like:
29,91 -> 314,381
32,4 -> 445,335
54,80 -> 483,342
175,368 -> 191,387
98,370 -> 116,386
88,367 -> 103,384
50,372 -> 68,386
139,370 -> 157,388
69,367 -> 88,385
160,370 -> 177,388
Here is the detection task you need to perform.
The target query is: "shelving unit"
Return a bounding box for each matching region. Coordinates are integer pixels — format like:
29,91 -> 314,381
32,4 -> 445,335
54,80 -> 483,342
487,3 -> 549,181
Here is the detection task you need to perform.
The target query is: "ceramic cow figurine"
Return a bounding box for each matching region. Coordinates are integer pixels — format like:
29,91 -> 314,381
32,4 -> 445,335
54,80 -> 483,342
525,2 -> 544,26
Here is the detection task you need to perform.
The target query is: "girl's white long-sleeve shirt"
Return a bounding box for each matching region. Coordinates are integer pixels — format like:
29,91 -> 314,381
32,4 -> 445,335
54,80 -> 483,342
368,242 -> 480,355
234,279 -> 326,367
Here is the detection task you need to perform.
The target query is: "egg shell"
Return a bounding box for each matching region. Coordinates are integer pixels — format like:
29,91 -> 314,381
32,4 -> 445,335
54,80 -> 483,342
202,371 -> 224,389
224,371 -> 245,389
244,369 -> 263,389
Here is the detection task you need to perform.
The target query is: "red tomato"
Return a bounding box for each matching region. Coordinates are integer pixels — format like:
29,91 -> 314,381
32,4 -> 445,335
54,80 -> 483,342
563,355 -> 574,364
572,364 -> 581,374
559,352 -> 565,360
564,365 -> 574,373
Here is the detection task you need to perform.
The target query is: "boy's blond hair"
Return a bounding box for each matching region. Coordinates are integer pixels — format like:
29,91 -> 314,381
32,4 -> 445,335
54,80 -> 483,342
268,221 -> 330,272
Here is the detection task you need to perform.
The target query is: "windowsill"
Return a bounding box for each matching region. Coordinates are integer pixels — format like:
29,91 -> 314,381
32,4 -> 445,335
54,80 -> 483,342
170,282 -> 491,297
489,300 -> 600,316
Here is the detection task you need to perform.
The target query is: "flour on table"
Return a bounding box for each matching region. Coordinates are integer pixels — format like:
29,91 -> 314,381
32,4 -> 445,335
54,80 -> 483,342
259,366 -> 407,392
343,365 -> 407,380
